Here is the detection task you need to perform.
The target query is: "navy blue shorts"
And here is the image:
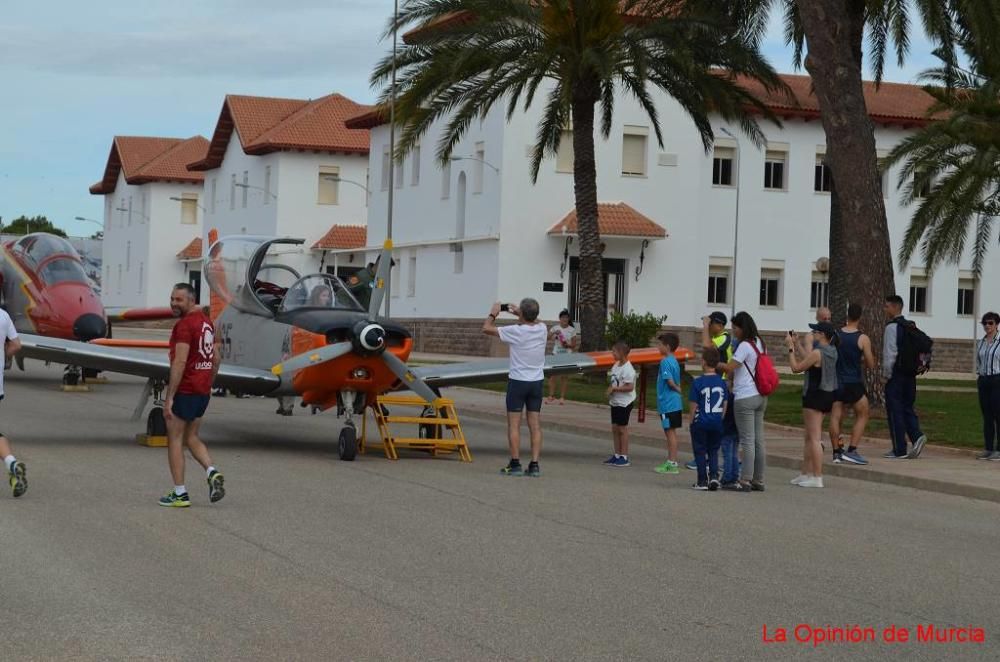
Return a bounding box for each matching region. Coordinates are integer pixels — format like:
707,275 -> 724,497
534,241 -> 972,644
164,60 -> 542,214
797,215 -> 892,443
506,379 -> 544,413
171,394 -> 211,422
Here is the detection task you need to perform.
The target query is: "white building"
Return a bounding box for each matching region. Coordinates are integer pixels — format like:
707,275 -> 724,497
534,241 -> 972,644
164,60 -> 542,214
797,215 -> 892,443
347,74 -> 998,368
188,93 -> 373,279
90,136 -> 208,307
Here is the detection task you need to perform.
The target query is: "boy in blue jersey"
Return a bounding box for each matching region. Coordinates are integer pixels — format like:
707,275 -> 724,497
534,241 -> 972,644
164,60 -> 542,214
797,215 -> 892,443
654,332 -> 683,475
688,347 -> 728,490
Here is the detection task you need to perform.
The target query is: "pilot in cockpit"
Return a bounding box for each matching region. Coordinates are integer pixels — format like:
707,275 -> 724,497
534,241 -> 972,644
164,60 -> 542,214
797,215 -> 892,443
308,284 -> 334,307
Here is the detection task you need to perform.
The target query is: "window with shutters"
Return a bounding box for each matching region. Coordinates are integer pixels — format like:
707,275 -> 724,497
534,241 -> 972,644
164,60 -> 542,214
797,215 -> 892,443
180,194 -> 198,225
621,128 -> 647,176
407,253 -> 417,297
712,147 -> 734,186
230,174 -> 236,210
760,268 -> 782,308
707,267 -> 730,305
264,166 -> 272,205
958,278 -> 975,316
381,147 -> 390,191
763,150 -> 786,190
441,159 -> 451,199
556,130 -> 574,173
909,275 -> 929,314
394,157 -> 404,190
814,155 -> 832,193
411,145 -> 420,185
210,177 -> 217,213
318,166 -> 339,205
810,273 -> 829,309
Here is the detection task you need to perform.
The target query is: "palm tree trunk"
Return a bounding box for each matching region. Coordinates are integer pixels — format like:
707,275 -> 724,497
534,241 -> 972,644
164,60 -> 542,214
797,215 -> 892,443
797,0 -> 894,407
571,93 -> 604,352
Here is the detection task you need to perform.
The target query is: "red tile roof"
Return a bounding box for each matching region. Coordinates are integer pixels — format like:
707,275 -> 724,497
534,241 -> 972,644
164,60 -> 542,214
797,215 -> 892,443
189,94 -> 373,171
347,72 -> 939,130
312,225 -> 367,250
90,136 -> 208,194
549,203 -> 667,239
176,237 -> 202,260
736,72 -> 940,126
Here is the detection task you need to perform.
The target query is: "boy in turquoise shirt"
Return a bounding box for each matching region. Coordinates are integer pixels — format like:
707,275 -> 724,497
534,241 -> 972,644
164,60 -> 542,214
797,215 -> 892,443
654,332 -> 683,474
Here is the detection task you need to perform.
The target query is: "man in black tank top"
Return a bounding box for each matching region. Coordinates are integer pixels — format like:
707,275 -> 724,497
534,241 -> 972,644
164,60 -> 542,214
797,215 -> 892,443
830,303 -> 876,465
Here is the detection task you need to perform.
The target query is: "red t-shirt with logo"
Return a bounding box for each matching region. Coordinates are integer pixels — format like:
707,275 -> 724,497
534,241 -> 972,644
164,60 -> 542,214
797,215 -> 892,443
169,310 -> 216,395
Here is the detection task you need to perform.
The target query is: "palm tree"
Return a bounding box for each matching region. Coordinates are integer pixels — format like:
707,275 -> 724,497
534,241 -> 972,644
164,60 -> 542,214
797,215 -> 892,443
740,0 -> 966,404
887,8 -> 1000,277
370,0 -> 786,351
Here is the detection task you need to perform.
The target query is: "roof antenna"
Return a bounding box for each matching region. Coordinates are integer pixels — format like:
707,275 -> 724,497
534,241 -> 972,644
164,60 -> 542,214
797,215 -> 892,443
383,0 -> 399,318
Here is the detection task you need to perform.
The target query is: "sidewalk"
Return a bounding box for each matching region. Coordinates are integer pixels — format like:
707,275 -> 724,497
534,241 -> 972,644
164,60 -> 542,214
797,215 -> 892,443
443,386 -> 1000,504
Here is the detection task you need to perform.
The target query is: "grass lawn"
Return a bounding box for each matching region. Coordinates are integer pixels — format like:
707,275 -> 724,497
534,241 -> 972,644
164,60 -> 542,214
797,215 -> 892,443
467,372 -> 984,449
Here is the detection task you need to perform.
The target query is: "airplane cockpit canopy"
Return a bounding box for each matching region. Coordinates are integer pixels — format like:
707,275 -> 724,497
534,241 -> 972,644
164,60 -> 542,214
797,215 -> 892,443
11,234 -> 89,285
279,274 -> 365,314
203,236 -> 311,317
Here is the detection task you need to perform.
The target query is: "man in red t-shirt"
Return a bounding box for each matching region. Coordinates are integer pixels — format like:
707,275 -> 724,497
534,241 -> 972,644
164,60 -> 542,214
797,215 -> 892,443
160,283 -> 224,508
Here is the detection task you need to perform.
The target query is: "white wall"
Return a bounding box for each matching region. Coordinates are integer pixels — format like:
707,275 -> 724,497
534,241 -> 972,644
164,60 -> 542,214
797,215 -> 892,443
363,82 -> 999,340
198,129 -> 370,278
100,174 -> 202,308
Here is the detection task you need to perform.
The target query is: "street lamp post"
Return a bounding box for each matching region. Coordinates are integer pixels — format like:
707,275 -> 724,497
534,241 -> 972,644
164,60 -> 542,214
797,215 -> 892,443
449,155 -> 501,173
74,216 -> 104,237
718,127 -> 741,320
169,196 -> 208,212
233,182 -> 279,202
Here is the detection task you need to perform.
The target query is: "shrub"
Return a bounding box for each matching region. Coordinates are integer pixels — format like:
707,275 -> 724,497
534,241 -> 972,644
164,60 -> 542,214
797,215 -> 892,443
604,311 -> 667,352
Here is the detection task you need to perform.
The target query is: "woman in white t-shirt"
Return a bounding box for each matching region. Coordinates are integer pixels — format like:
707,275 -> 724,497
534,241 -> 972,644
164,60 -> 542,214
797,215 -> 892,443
546,309 -> 579,405
722,311 -> 768,491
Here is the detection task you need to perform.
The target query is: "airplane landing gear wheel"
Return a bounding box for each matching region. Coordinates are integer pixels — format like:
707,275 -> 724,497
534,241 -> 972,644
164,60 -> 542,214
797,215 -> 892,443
418,406 -> 442,440
338,423 -> 357,461
147,406 -> 167,437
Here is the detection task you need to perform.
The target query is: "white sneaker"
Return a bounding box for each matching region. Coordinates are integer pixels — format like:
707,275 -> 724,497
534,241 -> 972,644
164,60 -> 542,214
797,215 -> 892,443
790,474 -> 809,485
798,476 -> 824,488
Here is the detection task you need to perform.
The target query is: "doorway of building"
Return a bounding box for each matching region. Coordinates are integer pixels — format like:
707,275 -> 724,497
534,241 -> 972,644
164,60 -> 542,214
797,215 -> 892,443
568,257 -> 626,321
188,270 -> 202,304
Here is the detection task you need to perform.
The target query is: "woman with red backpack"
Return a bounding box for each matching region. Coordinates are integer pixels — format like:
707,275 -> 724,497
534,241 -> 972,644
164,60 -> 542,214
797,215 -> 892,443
722,311 -> 776,492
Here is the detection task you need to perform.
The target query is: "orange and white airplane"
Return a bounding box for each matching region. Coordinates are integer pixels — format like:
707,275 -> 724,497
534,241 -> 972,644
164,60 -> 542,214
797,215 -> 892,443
15,235 -> 690,459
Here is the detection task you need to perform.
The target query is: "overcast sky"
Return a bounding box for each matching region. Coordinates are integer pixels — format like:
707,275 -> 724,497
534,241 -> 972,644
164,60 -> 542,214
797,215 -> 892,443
0,1 -> 940,237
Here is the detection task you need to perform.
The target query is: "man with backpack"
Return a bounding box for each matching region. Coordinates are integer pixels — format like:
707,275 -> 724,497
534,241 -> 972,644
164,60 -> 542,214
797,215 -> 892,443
882,294 -> 930,459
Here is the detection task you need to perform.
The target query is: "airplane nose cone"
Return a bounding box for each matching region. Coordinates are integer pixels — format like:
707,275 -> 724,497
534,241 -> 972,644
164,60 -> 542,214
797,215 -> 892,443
73,313 -> 107,341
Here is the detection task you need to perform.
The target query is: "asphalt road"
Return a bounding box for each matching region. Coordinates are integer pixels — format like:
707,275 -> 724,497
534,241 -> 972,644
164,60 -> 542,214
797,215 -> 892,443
1,362 -> 998,661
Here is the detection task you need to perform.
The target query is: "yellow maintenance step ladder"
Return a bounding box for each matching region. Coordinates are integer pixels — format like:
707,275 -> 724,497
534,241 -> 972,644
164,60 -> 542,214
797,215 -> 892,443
361,394 -> 472,462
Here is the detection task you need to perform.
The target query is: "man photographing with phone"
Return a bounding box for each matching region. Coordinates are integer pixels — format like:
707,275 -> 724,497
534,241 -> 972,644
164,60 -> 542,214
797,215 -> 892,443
483,298 -> 548,477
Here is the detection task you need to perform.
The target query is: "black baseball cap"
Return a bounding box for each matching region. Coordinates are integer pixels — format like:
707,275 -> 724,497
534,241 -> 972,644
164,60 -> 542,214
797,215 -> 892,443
809,321 -> 837,338
709,311 -> 727,326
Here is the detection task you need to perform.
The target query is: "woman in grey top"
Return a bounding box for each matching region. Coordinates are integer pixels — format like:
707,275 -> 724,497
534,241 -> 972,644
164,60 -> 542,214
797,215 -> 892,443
785,322 -> 839,489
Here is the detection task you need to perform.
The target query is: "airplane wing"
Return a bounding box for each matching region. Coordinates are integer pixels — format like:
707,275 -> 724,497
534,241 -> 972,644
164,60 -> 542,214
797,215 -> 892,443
105,307 -> 176,323
412,347 -> 693,388
15,334 -> 279,396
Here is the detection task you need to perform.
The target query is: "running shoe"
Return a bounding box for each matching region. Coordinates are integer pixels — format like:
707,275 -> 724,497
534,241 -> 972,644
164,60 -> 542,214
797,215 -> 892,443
525,461 -> 541,477
8,461 -> 26,498
691,483 -> 709,491
976,450 -> 993,460
720,481 -> 745,492
684,459 -> 697,471
750,481 -> 766,492
653,460 -> 680,475
610,456 -> 631,467
908,435 -> 928,459
158,491 -> 191,508
989,452 -> 1000,462
708,478 -> 720,492
797,476 -> 824,488
603,455 -> 617,465
882,450 -> 908,459
832,449 -> 844,464
207,470 -> 226,503
500,461 -> 523,476
790,474 -> 809,485
841,450 -> 869,465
